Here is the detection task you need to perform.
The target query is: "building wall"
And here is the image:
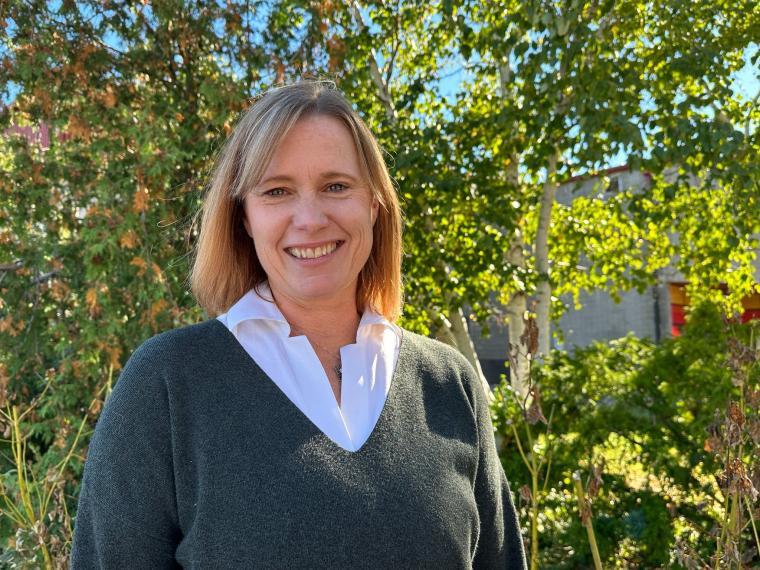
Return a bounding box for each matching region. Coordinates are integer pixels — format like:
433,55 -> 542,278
466,315 -> 510,386
468,279 -> 670,385
554,283 -> 665,352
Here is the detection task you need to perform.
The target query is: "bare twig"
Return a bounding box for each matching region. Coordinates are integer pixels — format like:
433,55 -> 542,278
0,260 -> 23,272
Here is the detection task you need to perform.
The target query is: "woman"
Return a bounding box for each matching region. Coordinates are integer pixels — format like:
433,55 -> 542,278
71,80 -> 527,569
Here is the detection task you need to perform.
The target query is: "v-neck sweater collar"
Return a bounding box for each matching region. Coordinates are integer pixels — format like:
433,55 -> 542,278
217,284 -> 402,452
210,317 -> 406,454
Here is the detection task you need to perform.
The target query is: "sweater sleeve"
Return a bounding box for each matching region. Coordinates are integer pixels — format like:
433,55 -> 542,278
70,338 -> 182,569
468,371 -> 527,569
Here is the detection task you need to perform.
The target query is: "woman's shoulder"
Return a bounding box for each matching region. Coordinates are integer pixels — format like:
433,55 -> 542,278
125,318 -> 229,370
398,328 -> 478,379
397,328 -> 486,420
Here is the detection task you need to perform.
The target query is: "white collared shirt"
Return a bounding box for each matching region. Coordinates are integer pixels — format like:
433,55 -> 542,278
217,283 -> 402,452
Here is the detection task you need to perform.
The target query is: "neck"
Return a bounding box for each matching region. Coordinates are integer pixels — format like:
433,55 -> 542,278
271,287 -> 362,346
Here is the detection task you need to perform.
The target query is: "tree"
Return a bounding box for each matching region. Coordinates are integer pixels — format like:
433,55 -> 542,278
446,0 -> 758,397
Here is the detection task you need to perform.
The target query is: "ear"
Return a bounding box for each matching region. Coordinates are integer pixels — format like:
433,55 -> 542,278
371,196 -> 379,226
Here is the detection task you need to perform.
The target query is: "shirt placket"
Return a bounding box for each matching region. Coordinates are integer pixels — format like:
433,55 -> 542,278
285,335 -> 354,450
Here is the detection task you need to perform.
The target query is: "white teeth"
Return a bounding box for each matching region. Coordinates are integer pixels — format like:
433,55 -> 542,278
288,242 -> 339,259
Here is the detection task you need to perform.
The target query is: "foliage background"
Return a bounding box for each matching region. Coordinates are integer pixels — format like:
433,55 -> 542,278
0,0 -> 758,567
493,305 -> 759,567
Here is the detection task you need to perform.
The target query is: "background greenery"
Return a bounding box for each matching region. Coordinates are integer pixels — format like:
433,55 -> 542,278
493,304 -> 758,568
1,0 -> 758,567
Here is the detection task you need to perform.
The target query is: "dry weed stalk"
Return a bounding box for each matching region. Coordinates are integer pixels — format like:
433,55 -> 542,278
502,310 -> 558,570
703,318 -> 759,569
0,370 -> 105,569
573,463 -> 605,570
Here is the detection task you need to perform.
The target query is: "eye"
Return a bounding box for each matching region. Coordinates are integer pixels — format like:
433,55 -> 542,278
326,183 -> 347,193
264,188 -> 287,197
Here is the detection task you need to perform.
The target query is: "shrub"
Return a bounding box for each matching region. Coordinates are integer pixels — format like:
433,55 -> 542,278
493,302 -> 759,568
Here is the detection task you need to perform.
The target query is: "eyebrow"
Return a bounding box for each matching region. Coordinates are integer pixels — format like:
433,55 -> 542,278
257,171 -> 360,186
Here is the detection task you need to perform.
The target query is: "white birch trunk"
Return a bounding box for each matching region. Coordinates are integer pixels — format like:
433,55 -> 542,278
534,153 -> 559,358
432,309 -> 492,402
448,307 -> 493,402
499,61 -> 532,404
349,2 -> 395,122
432,310 -> 456,346
505,229 -> 532,404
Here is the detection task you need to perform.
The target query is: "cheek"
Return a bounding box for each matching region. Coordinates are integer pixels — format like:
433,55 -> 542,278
242,200 -> 265,241
247,214 -> 287,259
243,213 -> 265,253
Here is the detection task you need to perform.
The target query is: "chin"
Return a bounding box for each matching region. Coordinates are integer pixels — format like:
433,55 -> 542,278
300,280 -> 357,302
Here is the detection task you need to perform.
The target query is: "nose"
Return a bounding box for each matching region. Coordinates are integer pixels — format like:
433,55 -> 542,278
291,193 -> 329,231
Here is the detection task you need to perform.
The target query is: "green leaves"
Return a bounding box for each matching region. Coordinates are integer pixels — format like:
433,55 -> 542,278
494,305 -> 757,566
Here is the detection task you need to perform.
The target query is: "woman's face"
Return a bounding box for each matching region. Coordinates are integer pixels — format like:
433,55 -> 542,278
242,115 -> 379,309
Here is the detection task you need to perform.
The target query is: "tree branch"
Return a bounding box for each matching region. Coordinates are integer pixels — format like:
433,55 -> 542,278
348,1 -> 396,121
0,261 -> 23,272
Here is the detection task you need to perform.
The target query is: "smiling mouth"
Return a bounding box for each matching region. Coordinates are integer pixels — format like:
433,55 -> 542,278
286,241 -> 344,260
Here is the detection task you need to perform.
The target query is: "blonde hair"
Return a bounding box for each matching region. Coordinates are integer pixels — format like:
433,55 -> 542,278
190,80 -> 403,321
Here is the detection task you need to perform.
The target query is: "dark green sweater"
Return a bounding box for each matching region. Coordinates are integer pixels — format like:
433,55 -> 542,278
71,319 -> 526,569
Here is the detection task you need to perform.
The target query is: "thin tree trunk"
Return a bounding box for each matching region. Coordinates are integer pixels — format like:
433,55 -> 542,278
499,60 -> 532,404
503,201 -> 532,402
505,266 -> 531,403
432,308 -> 492,402
432,310 -> 456,346
448,307 -> 492,401
534,152 -> 559,358
348,2 -> 395,122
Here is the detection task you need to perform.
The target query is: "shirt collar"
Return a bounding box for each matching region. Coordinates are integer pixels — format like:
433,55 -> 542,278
224,282 -> 400,340
225,282 -> 288,334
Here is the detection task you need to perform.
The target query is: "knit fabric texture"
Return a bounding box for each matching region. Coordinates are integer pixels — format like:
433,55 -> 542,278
70,319 -> 527,569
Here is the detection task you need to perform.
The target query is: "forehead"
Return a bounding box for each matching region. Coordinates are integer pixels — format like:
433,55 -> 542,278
262,115 -> 362,178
